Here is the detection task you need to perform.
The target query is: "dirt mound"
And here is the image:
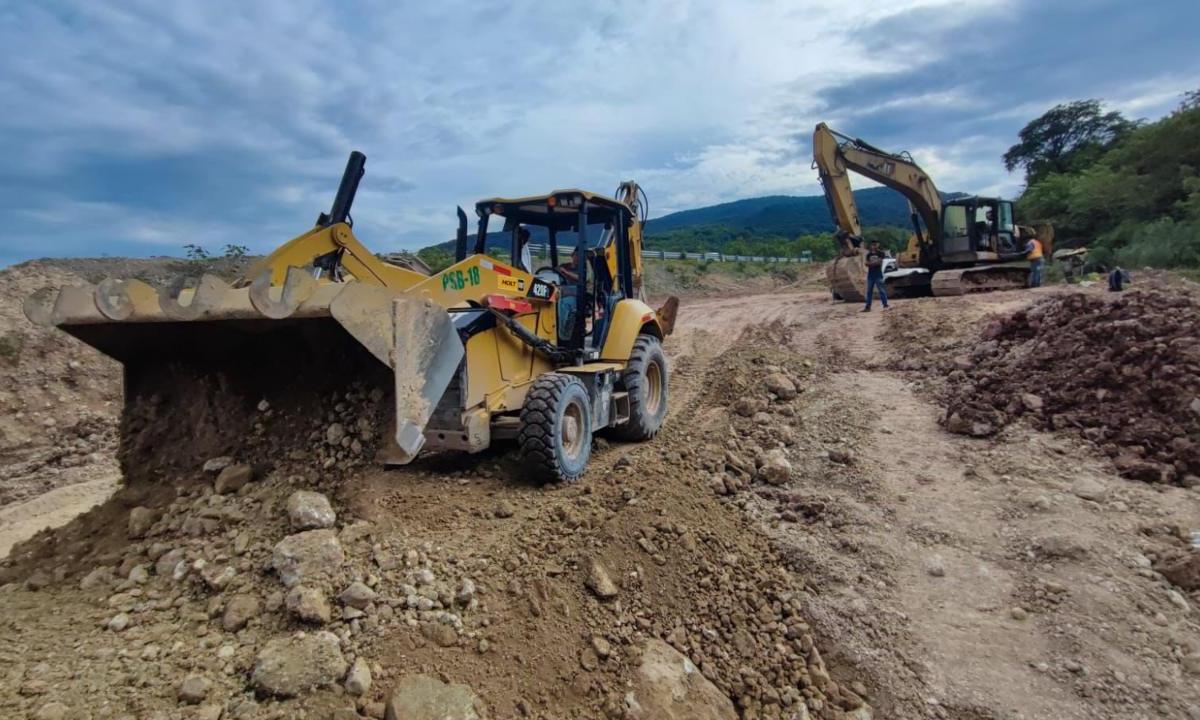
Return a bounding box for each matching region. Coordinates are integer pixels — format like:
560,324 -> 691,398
938,291 -> 1200,484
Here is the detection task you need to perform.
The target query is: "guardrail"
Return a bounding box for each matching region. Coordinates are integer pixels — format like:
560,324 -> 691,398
526,244 -> 812,263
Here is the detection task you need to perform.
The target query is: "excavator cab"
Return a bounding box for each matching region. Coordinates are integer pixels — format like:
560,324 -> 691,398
940,197 -> 1020,263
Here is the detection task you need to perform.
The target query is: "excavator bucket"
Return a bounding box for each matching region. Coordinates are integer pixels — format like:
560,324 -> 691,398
23,271 -> 463,475
826,251 -> 867,302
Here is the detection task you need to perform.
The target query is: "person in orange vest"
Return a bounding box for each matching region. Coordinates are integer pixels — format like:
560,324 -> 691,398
1024,234 -> 1044,287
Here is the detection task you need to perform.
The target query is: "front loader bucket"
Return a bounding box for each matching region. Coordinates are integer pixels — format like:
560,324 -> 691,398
331,285 -> 465,464
24,272 -> 462,480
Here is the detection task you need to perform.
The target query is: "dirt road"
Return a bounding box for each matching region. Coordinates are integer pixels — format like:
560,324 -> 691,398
2,277 -> 1199,719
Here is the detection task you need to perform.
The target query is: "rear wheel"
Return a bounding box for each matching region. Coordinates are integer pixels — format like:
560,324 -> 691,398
518,373 -> 593,483
613,334 -> 668,441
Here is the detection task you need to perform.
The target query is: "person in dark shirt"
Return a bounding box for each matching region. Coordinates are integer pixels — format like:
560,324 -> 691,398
862,241 -> 890,312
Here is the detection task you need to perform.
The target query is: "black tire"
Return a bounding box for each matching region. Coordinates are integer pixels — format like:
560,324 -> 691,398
518,373 -> 593,483
612,334 -> 668,441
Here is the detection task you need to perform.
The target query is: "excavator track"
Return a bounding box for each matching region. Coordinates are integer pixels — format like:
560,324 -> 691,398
930,263 -> 1030,296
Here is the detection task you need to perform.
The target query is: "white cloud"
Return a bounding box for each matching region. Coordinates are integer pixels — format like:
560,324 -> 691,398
0,0 -> 1195,262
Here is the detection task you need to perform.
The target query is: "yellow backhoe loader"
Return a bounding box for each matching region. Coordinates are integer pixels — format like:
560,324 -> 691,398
813,123 -> 1053,301
25,152 -> 678,482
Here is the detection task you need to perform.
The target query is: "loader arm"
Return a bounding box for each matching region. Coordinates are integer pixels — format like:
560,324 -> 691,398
240,222 -> 426,290
812,122 -> 943,247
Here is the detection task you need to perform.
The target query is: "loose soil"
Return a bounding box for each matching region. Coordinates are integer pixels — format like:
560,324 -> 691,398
1,261 -> 1199,720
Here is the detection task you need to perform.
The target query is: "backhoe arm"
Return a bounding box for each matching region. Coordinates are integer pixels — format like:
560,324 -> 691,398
812,122 -> 943,246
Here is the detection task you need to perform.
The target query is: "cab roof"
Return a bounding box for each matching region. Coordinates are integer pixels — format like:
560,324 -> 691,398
475,190 -> 630,231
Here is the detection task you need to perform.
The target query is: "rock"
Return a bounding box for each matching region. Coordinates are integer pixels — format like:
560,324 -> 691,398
287,490 -> 337,530
764,373 -> 798,400
1070,477 -> 1106,502
493,501 -> 515,519
592,635 -> 612,658
201,564 -> 237,591
1158,553 -> 1200,591
178,674 -> 210,704
251,631 -> 348,698
345,657 -> 373,696
339,581 -> 378,609
196,705 -> 223,720
271,529 -> 345,587
585,559 -> 619,599
127,506 -> 158,538
758,448 -> 792,486
107,613 -> 131,632
733,397 -> 767,417
203,456 -> 234,473
1167,589 -> 1191,612
326,423 -> 347,445
34,703 -> 69,720
155,548 -> 186,578
286,586 -> 332,624
223,594 -> 262,632
385,674 -> 483,720
456,579 -> 476,606
1036,535 -> 1087,560
79,566 -> 114,590
420,621 -> 458,647
25,569 -> 51,591
1020,393 -> 1044,412
827,448 -> 854,465
1010,607 -> 1029,621
925,555 -> 946,577
1182,653 -> 1200,676
627,638 -> 737,720
215,463 -> 253,494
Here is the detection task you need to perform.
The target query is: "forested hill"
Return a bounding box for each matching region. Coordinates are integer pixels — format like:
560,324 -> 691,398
645,186 -> 912,236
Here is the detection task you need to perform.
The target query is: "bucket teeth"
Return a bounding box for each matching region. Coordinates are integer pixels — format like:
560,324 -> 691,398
95,278 -> 158,321
249,266 -> 318,319
158,274 -> 231,320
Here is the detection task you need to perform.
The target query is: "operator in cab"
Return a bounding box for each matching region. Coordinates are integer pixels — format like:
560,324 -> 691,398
558,248 -> 581,284
1025,233 -> 1045,288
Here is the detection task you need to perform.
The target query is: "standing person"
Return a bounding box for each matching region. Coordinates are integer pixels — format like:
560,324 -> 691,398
861,240 -> 889,312
1025,233 -> 1045,287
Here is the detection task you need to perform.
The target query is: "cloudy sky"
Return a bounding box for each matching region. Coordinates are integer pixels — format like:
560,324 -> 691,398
0,0 -> 1196,265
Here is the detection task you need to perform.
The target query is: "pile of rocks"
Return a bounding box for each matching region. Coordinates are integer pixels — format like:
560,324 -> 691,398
938,291 -> 1200,485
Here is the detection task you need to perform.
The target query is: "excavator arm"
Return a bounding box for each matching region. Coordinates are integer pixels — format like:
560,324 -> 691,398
812,122 -> 943,248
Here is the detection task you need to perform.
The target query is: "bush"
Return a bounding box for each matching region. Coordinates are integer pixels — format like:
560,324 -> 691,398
0,332 -> 24,364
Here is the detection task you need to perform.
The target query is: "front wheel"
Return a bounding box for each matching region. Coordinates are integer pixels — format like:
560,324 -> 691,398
612,334 -> 668,441
518,373 -> 593,483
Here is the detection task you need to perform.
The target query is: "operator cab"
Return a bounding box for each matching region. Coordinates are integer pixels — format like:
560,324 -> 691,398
939,197 -> 1020,264
464,190 -> 637,356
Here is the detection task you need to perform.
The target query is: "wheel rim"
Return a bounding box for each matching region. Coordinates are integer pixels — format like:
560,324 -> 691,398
561,400 -> 586,461
644,359 -> 663,416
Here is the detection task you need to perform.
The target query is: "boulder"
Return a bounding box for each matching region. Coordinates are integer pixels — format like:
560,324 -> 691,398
271,529 -> 345,587
251,631 -> 348,698
1070,477 -> 1106,502
287,490 -> 337,530
203,456 -> 234,473
385,674 -> 483,720
626,639 -> 737,720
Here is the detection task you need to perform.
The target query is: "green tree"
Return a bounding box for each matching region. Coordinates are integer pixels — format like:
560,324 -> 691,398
1003,100 -> 1136,185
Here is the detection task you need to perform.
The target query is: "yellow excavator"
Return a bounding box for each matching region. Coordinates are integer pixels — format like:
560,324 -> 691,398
25,152 -> 677,482
813,123 -> 1053,300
